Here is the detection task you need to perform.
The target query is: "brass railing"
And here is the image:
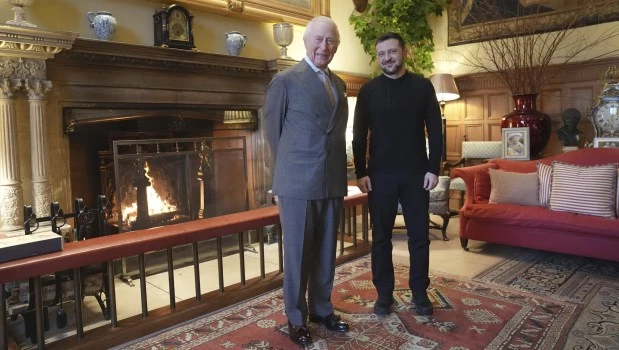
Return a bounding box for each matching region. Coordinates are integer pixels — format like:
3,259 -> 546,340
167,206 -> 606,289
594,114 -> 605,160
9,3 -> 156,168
0,193 -> 368,350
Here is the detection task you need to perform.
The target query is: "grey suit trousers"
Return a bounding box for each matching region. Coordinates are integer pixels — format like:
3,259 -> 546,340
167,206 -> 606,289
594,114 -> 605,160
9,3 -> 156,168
278,196 -> 343,326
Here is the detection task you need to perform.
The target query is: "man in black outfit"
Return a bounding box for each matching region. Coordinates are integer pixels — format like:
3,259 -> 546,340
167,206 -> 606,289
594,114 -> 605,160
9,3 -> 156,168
352,32 -> 442,316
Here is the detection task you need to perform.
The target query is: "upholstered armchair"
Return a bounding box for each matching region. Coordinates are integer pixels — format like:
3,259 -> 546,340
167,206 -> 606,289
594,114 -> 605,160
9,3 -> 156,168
397,175 -> 451,241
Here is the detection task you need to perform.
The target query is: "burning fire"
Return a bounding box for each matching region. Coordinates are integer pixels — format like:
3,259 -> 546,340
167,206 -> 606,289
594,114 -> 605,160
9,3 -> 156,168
122,161 -> 177,225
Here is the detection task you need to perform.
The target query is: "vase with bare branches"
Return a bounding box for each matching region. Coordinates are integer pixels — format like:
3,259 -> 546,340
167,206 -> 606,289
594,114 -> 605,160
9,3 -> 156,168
454,0 -> 619,156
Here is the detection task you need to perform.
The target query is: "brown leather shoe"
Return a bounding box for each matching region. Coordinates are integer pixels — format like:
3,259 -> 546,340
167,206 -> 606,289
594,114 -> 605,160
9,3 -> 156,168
287,322 -> 313,345
309,313 -> 350,332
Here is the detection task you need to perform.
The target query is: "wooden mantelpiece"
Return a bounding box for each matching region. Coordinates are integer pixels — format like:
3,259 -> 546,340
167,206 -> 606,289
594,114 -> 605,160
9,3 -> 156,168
53,38 -> 274,77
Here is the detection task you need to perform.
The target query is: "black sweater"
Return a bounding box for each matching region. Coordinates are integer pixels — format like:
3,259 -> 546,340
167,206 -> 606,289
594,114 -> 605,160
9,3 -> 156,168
352,72 -> 442,179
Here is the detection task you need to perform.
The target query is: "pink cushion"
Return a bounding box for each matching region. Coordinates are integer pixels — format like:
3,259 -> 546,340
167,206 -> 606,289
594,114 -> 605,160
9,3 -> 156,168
488,169 -> 539,206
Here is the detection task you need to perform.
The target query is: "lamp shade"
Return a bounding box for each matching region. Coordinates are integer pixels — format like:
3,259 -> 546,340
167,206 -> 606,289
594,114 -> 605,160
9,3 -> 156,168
430,74 -> 460,102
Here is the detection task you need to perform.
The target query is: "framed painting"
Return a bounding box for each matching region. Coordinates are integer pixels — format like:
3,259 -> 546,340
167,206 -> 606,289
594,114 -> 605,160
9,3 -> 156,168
448,0 -> 619,46
593,137 -> 619,148
502,127 -> 530,160
146,0 -> 329,25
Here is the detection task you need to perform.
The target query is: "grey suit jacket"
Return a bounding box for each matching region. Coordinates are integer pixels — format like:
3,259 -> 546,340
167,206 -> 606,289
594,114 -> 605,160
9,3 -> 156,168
265,59 -> 348,200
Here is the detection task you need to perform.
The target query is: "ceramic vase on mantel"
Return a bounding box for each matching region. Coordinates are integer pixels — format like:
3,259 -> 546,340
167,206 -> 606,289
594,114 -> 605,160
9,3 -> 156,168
87,11 -> 117,41
225,31 -> 247,56
501,94 -> 551,158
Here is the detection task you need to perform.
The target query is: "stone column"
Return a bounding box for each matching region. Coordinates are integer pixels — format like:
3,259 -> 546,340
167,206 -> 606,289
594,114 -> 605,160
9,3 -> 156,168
26,79 -> 53,217
0,78 -> 24,232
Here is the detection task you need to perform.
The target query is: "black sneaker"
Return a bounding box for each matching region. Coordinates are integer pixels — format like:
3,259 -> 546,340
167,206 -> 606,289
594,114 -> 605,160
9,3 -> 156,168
412,294 -> 433,316
374,295 -> 394,315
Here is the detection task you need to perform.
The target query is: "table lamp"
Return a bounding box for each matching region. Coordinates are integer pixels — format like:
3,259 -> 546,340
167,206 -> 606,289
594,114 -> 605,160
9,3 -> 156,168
430,74 -> 460,162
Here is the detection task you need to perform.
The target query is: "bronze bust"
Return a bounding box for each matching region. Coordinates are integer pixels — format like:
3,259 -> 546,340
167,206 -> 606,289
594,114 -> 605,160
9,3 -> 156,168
556,108 -> 583,147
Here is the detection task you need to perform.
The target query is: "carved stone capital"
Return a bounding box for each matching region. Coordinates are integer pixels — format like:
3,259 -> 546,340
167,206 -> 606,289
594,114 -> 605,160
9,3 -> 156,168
227,0 -> 244,13
0,57 -> 46,80
26,79 -> 52,99
0,24 -> 78,60
0,78 -> 22,98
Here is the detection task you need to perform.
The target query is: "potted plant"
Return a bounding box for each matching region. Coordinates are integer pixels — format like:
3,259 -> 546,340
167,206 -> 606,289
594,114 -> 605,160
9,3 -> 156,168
453,1 -> 619,156
349,0 -> 448,75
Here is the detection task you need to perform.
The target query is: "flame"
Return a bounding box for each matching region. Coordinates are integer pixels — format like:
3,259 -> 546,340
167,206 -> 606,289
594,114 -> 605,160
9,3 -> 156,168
122,162 -> 177,225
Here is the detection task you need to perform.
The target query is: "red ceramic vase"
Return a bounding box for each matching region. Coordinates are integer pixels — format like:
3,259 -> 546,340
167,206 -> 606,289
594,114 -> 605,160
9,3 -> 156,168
501,94 -> 551,157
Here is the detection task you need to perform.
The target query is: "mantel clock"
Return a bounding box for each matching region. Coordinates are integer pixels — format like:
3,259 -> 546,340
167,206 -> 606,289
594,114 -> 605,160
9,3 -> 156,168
154,4 -> 196,50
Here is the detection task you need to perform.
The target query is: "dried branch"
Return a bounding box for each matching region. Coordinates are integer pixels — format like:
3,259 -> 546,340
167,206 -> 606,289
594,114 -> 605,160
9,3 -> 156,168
455,1 -> 619,94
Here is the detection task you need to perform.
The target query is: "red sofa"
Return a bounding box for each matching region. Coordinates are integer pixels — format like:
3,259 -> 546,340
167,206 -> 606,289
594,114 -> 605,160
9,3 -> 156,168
451,148 -> 619,262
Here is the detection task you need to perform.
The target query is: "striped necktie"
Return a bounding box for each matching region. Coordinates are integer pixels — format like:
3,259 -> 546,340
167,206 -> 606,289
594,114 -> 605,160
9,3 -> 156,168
318,70 -> 336,107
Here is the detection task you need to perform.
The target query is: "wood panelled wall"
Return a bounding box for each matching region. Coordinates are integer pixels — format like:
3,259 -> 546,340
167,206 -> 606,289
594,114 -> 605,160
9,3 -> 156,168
444,57 -> 619,161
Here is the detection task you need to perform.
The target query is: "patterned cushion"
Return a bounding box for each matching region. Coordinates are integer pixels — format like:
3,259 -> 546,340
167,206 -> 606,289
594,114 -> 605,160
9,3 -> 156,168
549,162 -> 617,218
429,176 -> 450,202
537,162 -> 553,208
461,141 -> 503,159
449,177 -> 466,191
474,170 -> 491,203
489,168 -> 539,206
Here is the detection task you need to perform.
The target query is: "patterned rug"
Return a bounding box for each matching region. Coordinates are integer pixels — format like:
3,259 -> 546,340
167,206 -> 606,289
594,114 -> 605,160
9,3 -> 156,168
473,249 -> 619,350
117,255 -> 584,350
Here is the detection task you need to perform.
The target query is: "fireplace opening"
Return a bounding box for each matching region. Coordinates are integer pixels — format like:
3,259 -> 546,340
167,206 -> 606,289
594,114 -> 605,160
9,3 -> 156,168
118,159 -> 182,228
66,110 -> 216,216
64,107 -> 254,279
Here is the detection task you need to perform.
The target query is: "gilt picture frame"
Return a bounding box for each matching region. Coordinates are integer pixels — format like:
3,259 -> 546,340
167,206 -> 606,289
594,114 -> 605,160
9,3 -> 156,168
502,127 -> 530,160
593,137 -> 619,148
144,0 -> 329,25
448,1 -> 619,46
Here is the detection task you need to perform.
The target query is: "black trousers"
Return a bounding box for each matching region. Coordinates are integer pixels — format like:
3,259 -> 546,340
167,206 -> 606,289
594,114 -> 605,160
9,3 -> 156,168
368,172 -> 430,298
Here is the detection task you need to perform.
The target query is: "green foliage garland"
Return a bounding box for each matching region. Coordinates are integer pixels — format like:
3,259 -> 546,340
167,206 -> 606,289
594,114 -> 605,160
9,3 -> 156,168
349,0 -> 446,74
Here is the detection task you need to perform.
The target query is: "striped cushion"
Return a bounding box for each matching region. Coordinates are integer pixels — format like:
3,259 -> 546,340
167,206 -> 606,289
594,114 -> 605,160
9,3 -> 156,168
549,162 -> 617,218
537,162 -> 553,208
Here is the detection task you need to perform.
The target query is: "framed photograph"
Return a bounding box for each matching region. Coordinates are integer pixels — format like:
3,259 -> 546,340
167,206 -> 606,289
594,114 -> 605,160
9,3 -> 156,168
502,127 -> 530,160
447,1 -> 619,46
593,137 -> 619,148
143,0 -> 329,25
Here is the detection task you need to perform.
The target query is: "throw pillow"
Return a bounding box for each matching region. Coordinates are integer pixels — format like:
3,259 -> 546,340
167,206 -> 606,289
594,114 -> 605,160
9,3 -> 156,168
549,162 -> 617,218
616,169 -> 619,217
474,170 -> 491,203
488,168 -> 539,206
537,162 -> 553,208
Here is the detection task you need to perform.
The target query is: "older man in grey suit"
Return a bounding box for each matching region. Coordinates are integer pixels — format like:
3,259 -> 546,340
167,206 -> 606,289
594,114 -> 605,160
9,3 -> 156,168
265,16 -> 350,346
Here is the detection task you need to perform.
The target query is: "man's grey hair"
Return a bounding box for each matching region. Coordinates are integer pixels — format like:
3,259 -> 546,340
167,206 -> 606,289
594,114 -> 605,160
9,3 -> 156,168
303,16 -> 340,42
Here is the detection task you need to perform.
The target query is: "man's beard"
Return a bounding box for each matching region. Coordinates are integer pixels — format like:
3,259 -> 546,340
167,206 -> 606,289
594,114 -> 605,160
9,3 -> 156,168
381,60 -> 403,75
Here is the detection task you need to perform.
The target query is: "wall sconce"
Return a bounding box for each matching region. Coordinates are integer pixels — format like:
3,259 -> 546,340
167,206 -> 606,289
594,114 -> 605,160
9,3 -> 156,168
430,73 -> 460,162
